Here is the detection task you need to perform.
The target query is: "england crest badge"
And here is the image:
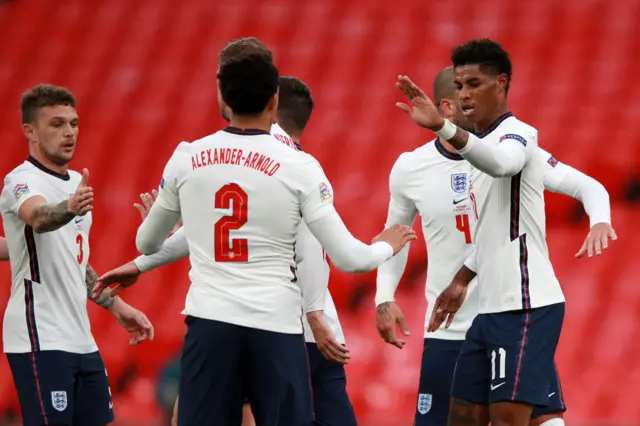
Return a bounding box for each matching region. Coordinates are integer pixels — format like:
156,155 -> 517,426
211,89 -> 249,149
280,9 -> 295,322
51,390 -> 68,412
451,173 -> 468,193
417,393 -> 432,414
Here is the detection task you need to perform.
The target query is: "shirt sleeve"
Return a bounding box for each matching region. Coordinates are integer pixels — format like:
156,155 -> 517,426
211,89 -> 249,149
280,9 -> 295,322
296,223 -> 329,313
2,170 -> 48,215
463,245 -> 477,273
457,129 -> 535,178
296,155 -> 395,273
154,142 -> 191,213
133,226 -> 189,272
538,148 -> 611,227
375,155 -> 418,306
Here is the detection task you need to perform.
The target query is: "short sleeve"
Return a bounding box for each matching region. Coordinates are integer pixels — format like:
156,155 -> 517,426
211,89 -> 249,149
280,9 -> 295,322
1,170 -> 47,215
299,158 -> 334,224
154,142 -> 190,212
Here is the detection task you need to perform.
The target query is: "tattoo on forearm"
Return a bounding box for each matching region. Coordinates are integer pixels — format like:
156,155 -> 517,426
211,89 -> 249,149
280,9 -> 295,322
447,398 -> 477,426
447,127 -> 471,151
32,200 -> 75,233
86,264 -> 114,309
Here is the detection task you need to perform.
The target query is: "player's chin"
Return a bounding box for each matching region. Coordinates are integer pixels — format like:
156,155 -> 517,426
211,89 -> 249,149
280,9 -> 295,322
54,149 -> 75,164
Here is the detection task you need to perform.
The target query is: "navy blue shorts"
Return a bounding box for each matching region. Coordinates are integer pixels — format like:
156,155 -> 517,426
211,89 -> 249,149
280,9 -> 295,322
178,316 -> 313,426
306,342 -> 356,426
7,350 -> 114,426
414,338 -> 463,426
451,303 -> 565,408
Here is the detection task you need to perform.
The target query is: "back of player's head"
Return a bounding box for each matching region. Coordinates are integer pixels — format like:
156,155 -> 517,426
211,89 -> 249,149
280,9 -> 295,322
217,54 -> 279,116
451,39 -> 512,92
433,66 -> 457,110
21,84 -> 76,124
277,76 -> 314,136
219,37 -> 273,68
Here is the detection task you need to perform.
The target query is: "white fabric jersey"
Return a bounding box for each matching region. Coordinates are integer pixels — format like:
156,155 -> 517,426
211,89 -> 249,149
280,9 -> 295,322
153,127 -> 344,334
376,133 -> 610,339
377,139 -> 478,339
0,158 -> 97,354
459,113 -> 565,313
271,123 -> 344,344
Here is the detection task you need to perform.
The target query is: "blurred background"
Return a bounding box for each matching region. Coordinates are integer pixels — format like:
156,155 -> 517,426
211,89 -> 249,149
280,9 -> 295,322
0,0 -> 639,425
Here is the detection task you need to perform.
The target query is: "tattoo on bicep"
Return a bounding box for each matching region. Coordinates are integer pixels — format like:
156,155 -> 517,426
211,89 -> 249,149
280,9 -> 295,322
86,264 -> 114,309
32,200 -> 75,232
447,398 -> 478,426
447,128 -> 471,151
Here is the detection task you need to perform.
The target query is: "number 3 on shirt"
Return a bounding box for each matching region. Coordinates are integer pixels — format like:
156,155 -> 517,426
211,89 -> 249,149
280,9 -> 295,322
214,183 -> 249,262
76,234 -> 84,264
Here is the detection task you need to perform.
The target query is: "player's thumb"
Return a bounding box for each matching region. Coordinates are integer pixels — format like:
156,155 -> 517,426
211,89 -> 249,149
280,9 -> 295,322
398,315 -> 410,336
79,168 -> 90,187
395,102 -> 412,115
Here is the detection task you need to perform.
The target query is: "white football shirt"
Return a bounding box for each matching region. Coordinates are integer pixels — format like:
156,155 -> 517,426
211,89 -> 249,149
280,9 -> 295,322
271,123 -> 345,344
377,139 -> 478,340
0,158 -> 97,354
153,127 -> 337,334
460,113 -> 565,313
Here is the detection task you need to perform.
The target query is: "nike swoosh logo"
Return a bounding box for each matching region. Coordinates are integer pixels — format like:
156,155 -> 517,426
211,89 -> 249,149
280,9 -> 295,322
490,382 -> 506,391
74,217 -> 83,224
453,198 -> 468,205
549,392 -> 556,397
109,401 -> 113,409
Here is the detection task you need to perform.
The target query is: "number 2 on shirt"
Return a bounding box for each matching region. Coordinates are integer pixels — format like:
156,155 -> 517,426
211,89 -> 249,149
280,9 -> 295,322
214,183 -> 249,262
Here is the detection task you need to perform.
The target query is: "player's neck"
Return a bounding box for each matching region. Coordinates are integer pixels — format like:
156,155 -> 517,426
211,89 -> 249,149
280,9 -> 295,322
229,114 -> 272,133
438,138 -> 457,154
474,104 -> 509,135
28,150 -> 69,175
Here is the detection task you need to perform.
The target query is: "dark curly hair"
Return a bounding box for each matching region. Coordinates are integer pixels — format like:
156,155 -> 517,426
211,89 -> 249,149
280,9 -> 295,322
451,39 -> 512,92
217,54 -> 279,116
21,84 -> 76,124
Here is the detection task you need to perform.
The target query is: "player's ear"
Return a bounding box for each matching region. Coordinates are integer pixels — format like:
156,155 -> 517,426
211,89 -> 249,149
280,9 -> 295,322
267,89 -> 279,116
22,123 -> 37,144
496,74 -> 508,93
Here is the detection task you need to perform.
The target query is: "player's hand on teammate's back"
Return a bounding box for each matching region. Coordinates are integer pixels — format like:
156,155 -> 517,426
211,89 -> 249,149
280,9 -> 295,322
109,298 -> 154,345
395,75 -> 445,131
307,311 -> 350,364
376,301 -> 410,349
372,224 -> 417,255
428,280 -> 468,333
68,168 -> 93,216
575,222 -> 617,258
134,189 -> 182,235
93,261 -> 141,299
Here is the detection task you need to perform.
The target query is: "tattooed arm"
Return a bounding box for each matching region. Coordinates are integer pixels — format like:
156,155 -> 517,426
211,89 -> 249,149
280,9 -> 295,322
86,264 -> 115,309
18,197 -> 77,233
0,237 -> 8,261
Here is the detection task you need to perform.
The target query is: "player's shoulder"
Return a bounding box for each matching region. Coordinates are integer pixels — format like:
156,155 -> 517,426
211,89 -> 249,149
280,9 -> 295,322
392,139 -> 439,174
497,115 -> 538,145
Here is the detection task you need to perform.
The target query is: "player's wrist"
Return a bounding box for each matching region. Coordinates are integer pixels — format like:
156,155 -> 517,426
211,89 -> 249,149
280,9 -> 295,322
435,118 -> 457,140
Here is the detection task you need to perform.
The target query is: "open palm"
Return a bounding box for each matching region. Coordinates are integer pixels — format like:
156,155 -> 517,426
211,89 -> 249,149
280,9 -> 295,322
395,75 -> 444,131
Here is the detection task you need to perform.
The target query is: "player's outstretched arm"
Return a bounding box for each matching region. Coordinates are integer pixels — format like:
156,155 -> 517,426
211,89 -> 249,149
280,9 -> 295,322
395,75 -> 527,177
17,168 -> 93,233
539,150 -> 617,257
306,211 -> 416,273
136,204 -> 181,255
0,237 -> 8,261
86,264 -> 115,309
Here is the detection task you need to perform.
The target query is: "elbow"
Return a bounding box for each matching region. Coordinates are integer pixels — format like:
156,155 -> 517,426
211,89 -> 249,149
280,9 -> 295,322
136,233 -> 160,256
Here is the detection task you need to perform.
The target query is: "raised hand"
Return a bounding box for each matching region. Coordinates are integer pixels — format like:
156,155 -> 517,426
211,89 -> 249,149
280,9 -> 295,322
395,75 -> 445,131
376,301 -> 410,349
372,224 -> 417,254
68,168 -> 93,216
134,189 -> 182,234
575,222 -> 617,258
